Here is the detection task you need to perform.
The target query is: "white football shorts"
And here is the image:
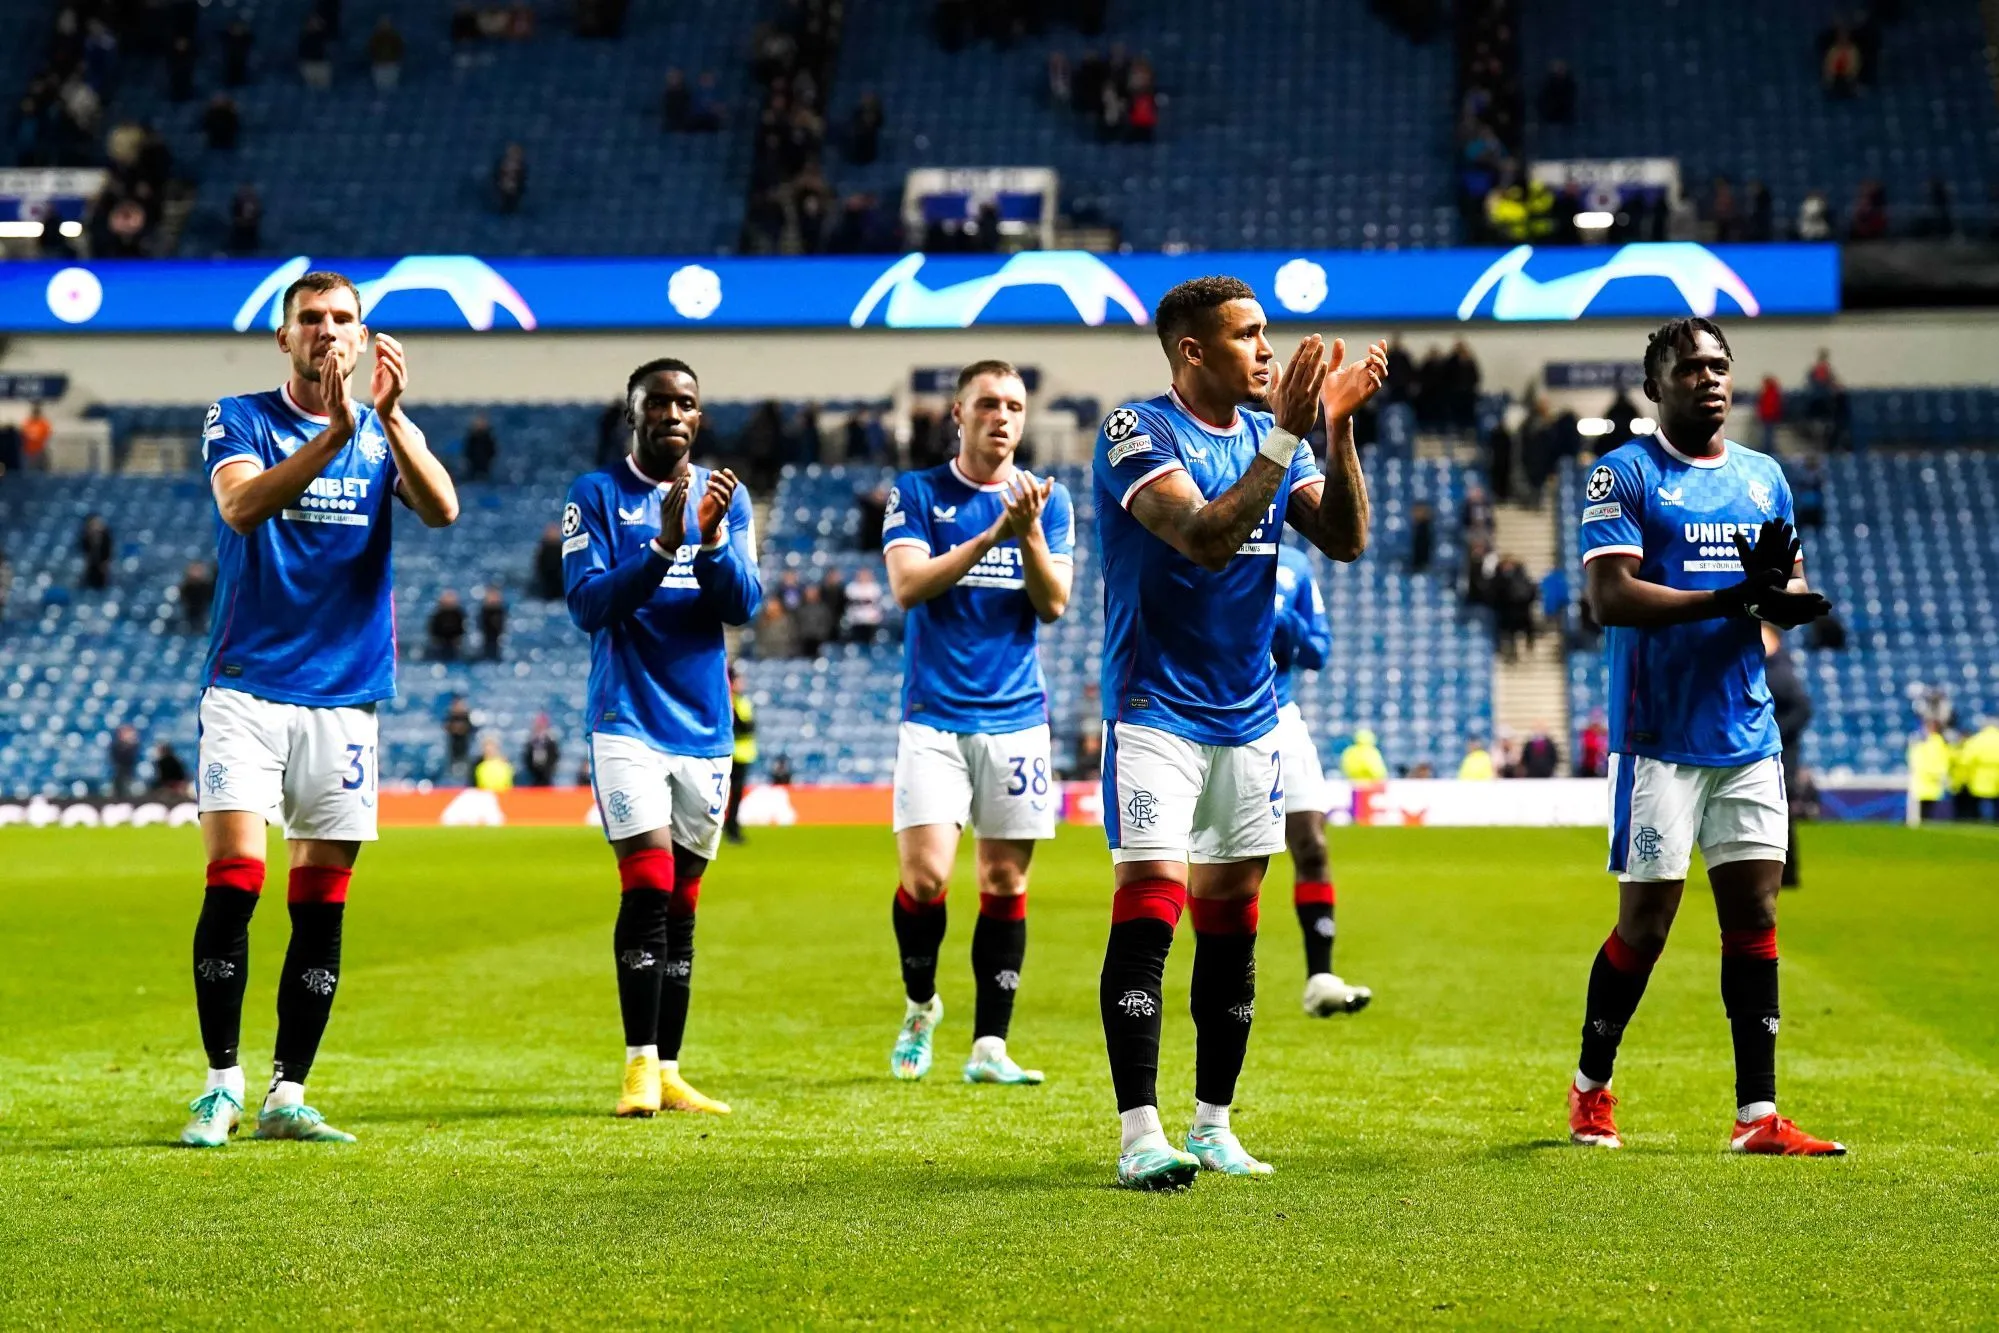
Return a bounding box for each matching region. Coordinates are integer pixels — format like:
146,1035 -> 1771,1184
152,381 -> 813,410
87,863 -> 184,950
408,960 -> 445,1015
1102,720 -> 1286,864
196,686 -> 379,842
1607,752 -> 1789,881
892,721 -> 1057,841
591,731 -> 731,859
1274,702 -> 1329,816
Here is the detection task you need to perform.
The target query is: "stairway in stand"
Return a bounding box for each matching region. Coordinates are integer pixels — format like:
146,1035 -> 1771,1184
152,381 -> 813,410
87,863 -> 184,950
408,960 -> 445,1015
1490,500 -> 1569,766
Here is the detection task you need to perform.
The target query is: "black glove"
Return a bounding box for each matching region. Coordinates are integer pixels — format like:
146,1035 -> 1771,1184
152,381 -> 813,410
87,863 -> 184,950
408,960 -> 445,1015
1744,587 -> 1833,630
1732,518 -> 1801,583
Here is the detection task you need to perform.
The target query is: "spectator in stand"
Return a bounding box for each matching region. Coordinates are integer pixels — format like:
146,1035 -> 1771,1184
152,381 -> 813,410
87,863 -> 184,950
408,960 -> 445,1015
1493,556 -> 1536,662
845,91 -> 883,164
451,2 -> 480,63
493,143 -> 527,214
153,740 -> 191,798
109,725 -> 142,799
1708,175 -> 1739,243
522,713 -> 561,786
1485,416 -> 1515,500
168,37 -> 197,102
1444,340 -> 1481,432
534,523 -> 565,599
1796,190 -> 1832,241
1804,349 -> 1842,439
478,587 -> 507,661
180,559 -> 214,633
1539,565 -> 1569,643
843,565 -> 886,644
662,68 -> 692,130
1409,501 -> 1435,574
1520,728 -> 1560,778
1914,178 -> 1955,239
1849,180 -> 1888,240
1458,737 -> 1496,780
1125,60 -> 1158,142
1415,344 -> 1449,427
428,589 -> 467,660
754,598 -> 800,659
22,403 -> 52,472
768,754 -> 795,786
473,737 -> 515,792
1756,374 -> 1784,453
222,18 -> 254,86
228,184 -> 262,254
1462,483 -> 1495,544
1574,711 -> 1609,778
685,71 -> 726,131
1822,24 -> 1861,97
463,414 -> 497,481
1791,455 -> 1827,530
79,513 -> 114,590
1340,729 -> 1388,782
298,14 -> 332,90
793,584 -> 835,656
203,95 -> 241,151
1536,59 -> 1575,125
1046,51 -> 1071,107
774,569 -> 804,612
443,696 -> 475,781
817,568 -> 847,628
1384,335 -> 1417,404
854,483 -> 888,551
1745,179 -> 1774,242
369,16 -> 405,91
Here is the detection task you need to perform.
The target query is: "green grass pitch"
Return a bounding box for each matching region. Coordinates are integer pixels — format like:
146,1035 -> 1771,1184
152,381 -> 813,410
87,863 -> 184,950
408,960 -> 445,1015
1,823 -> 1995,1328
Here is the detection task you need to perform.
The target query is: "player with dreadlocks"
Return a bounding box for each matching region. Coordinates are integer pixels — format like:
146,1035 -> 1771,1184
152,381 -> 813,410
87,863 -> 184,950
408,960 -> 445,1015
1566,317 -> 1843,1155
561,357 -> 761,1118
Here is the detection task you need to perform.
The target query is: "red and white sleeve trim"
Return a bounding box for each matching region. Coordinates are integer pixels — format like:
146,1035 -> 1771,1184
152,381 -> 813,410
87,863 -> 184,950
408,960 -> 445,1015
208,453 -> 262,479
1119,461 -> 1186,510
1289,473 -> 1324,496
882,536 -> 931,555
1581,544 -> 1645,564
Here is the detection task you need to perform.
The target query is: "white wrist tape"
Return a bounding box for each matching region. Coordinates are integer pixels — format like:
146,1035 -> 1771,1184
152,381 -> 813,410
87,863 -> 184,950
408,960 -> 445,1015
1259,426 -> 1300,467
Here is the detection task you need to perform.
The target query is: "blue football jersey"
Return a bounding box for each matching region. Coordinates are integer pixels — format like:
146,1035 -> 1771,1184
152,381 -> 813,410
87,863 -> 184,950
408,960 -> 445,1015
1271,545 -> 1331,710
1093,389 -> 1326,746
201,384 -> 402,707
1579,435 -> 1797,765
881,458 -> 1075,734
563,458 -> 763,758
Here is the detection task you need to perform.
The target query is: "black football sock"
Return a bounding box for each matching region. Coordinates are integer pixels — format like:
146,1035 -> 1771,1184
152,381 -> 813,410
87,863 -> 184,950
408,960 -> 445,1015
270,868 -> 349,1087
1189,897 -> 1259,1108
193,858 -> 264,1069
892,887 -> 948,1005
971,893 -> 1028,1041
1577,928 -> 1661,1086
1100,880 -> 1184,1113
1721,929 -> 1780,1112
1294,879 -> 1335,976
656,876 -> 701,1062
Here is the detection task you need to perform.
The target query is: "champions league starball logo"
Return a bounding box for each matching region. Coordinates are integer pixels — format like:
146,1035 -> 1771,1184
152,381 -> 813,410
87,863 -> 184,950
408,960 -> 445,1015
847,252 -> 1148,329
230,255 -> 538,332
1456,243 -> 1762,322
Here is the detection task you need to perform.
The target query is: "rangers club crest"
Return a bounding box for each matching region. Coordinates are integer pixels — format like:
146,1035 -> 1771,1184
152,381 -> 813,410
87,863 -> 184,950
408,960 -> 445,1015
1748,479 -> 1774,515
1586,465 -> 1615,502
1116,989 -> 1157,1018
1123,789 -> 1158,830
1634,825 -> 1663,862
355,427 -> 388,466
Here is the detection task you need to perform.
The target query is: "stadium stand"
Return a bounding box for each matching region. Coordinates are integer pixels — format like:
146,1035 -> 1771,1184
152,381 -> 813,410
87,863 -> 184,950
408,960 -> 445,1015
1561,443 -> 1999,776
0,422 -> 1490,795
1522,0 -> 1999,238
830,0 -> 1460,251
16,0 -> 765,257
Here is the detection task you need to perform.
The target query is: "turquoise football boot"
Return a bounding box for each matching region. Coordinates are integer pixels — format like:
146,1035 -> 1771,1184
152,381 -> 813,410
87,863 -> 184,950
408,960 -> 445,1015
179,1087 -> 243,1148
1115,1140 -> 1200,1191
1185,1125 -> 1274,1176
253,1103 -> 357,1143
891,995 -> 942,1081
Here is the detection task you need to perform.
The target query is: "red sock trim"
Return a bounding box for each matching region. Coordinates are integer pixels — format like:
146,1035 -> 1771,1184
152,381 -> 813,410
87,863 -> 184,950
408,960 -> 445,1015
670,877 -> 702,917
1721,927 -> 1779,960
894,886 -> 946,914
1293,879 -> 1335,907
1111,878 -> 1186,928
618,848 -> 675,894
978,892 -> 1027,922
288,866 -> 351,905
1603,929 -> 1661,974
206,857 -> 265,894
1190,894 -> 1260,935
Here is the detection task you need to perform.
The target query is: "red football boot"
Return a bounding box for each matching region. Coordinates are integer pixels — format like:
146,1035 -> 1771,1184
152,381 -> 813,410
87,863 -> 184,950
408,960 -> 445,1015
1568,1083 -> 1622,1148
1730,1113 -> 1847,1156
